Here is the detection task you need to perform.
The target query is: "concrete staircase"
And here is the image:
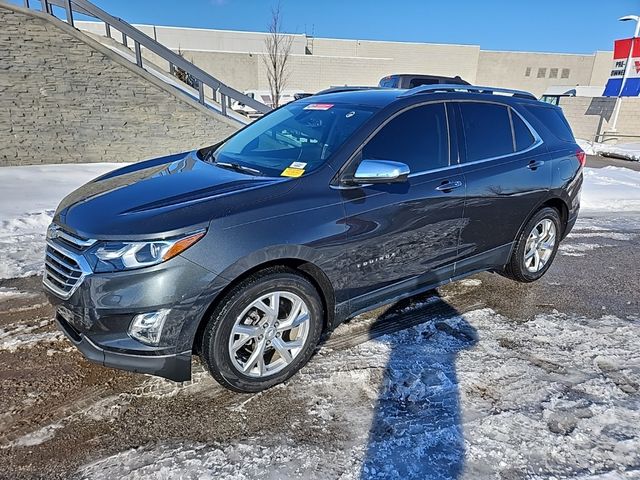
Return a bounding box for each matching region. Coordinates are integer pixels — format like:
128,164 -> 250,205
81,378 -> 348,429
0,1 -> 251,166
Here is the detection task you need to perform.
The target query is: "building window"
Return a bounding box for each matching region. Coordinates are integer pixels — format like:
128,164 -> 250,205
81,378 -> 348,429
525,67 -> 532,77
537,68 -> 547,78
549,68 -> 558,79
561,68 -> 570,79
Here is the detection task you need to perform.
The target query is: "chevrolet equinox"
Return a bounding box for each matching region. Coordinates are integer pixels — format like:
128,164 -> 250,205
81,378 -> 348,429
44,85 -> 584,392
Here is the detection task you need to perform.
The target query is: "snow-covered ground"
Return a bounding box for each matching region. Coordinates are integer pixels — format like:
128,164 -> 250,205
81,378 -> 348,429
578,139 -> 640,162
75,307 -> 640,479
581,167 -> 640,212
0,163 -> 124,279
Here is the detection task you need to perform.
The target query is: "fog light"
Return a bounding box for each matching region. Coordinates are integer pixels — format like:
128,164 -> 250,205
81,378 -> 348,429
128,309 -> 170,345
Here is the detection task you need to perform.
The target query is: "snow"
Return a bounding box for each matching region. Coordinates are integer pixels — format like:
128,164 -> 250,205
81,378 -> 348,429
0,287 -> 34,300
75,308 -> 640,479
578,139 -> 640,162
9,423 -> 64,448
0,163 -> 125,279
581,167 -> 640,213
0,317 -> 63,352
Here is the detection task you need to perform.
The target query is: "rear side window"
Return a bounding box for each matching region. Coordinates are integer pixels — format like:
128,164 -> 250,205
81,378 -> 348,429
525,105 -> 575,142
362,103 -> 449,173
459,103 -> 513,162
512,112 -> 535,151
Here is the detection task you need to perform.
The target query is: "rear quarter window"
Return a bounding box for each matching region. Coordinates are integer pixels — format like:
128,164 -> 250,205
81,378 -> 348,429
511,111 -> 536,151
525,105 -> 575,142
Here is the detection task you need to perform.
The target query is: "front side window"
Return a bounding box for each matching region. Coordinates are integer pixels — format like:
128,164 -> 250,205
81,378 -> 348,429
459,103 -> 514,162
361,103 -> 449,174
213,102 -> 377,177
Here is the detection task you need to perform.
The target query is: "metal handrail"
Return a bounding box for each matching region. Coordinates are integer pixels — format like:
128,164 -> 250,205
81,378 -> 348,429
399,84 -> 538,101
23,0 -> 271,118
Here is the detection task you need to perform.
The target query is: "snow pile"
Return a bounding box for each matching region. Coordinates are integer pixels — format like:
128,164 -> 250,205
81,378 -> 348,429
578,139 -> 640,162
0,163 -> 124,279
581,167 -> 640,212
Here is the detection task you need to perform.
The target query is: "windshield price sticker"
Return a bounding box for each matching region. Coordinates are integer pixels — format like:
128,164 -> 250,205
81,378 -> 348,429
281,167 -> 305,178
304,103 -> 334,110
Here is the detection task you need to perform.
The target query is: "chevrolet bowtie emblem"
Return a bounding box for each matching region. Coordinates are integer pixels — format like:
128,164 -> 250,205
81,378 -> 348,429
46,224 -> 60,240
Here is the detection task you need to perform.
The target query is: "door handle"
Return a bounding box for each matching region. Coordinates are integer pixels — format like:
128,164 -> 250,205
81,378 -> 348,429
435,180 -> 464,192
527,160 -> 545,170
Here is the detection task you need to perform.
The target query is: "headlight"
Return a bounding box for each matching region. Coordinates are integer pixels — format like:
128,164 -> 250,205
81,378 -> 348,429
87,230 -> 206,273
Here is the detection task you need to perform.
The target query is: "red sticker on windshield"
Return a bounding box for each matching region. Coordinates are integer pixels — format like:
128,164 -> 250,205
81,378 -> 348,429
304,103 -> 334,110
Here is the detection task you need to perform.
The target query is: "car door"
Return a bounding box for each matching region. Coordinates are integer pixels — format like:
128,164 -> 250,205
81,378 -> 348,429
453,101 -> 552,274
339,102 -> 466,313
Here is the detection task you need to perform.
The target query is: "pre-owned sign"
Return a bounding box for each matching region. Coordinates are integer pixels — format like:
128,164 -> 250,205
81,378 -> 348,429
603,37 -> 640,96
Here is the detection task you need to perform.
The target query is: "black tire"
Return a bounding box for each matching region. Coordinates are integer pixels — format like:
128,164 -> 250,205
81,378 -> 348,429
201,267 -> 324,393
502,207 -> 562,283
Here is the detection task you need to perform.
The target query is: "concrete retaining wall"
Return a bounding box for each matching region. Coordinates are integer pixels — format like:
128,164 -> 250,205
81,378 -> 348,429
0,3 -> 239,167
559,96 -> 640,142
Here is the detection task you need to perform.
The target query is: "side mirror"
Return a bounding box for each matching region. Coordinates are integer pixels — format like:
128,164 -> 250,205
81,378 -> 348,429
350,159 -> 410,184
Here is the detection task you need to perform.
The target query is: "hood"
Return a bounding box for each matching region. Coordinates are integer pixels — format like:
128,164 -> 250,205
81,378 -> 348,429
55,151 -> 290,239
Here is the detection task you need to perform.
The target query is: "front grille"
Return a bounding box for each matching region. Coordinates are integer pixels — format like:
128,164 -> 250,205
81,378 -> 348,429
43,225 -> 95,299
44,245 -> 84,295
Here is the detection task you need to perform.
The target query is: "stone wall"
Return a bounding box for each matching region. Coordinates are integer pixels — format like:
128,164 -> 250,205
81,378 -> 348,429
0,3 -> 239,166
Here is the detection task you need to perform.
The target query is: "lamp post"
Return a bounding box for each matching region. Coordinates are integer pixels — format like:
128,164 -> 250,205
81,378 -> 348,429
610,15 -> 640,132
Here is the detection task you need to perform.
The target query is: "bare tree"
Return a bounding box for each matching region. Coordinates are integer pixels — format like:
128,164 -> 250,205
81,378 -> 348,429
263,3 -> 293,109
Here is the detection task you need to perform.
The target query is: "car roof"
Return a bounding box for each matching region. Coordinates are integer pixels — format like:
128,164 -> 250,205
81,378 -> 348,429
303,86 -> 539,109
300,88 -> 405,108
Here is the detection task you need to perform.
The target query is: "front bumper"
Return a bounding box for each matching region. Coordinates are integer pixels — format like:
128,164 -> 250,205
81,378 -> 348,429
44,254 -> 223,382
56,313 -> 192,381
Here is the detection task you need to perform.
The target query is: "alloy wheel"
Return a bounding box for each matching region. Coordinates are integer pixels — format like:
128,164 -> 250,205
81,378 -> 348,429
524,218 -> 556,273
228,291 -> 310,377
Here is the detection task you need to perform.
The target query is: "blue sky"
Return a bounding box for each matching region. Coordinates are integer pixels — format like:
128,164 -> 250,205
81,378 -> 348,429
17,0 -> 640,54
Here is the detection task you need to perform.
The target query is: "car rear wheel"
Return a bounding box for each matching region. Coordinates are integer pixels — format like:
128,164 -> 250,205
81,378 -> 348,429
502,207 -> 562,283
201,267 -> 323,393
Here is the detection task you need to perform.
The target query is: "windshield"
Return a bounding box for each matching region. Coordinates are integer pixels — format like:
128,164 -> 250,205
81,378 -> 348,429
212,102 -> 377,177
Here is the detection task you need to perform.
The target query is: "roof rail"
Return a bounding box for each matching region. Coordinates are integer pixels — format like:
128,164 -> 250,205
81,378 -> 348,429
314,86 -> 381,96
398,84 -> 537,100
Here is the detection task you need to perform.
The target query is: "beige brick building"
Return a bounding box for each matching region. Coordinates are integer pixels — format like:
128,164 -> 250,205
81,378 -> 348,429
77,21 -> 613,98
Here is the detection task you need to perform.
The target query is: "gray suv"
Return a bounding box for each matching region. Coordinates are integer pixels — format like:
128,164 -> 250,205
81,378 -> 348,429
44,85 -> 584,392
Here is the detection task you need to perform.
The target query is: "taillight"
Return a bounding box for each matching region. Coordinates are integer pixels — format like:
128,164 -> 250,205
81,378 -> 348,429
576,149 -> 586,168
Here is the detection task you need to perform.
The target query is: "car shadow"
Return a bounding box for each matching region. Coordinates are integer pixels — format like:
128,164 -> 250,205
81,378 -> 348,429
359,292 -> 479,479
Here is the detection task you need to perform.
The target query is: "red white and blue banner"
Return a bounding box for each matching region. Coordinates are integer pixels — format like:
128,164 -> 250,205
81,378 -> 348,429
603,37 -> 640,96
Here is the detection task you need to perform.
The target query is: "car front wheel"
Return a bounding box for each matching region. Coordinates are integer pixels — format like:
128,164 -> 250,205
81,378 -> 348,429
201,267 -> 324,393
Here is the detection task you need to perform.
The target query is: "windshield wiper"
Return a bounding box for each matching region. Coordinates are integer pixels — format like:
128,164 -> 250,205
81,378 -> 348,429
214,161 -> 263,176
